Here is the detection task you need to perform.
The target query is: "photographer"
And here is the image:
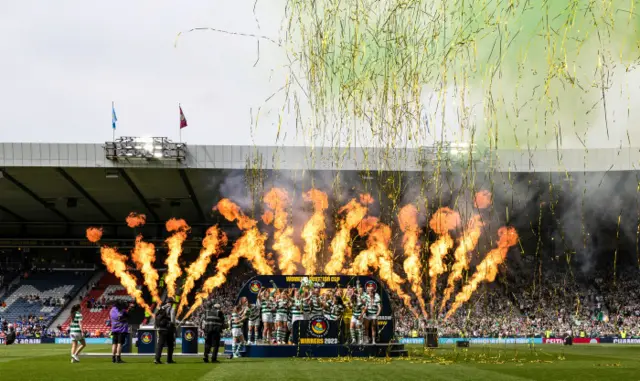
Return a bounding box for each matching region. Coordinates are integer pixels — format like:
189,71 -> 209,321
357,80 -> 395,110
154,297 -> 177,364
110,300 -> 131,363
202,300 -> 225,363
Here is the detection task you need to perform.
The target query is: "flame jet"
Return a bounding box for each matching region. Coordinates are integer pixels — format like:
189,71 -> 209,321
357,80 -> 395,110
301,189 -> 328,275
164,218 -> 190,298
348,219 -> 418,318
440,215 -> 485,312
445,227 -> 519,319
177,226 -> 227,316
398,204 -> 428,318
131,236 -> 162,304
428,207 -> 460,316
86,227 -> 103,243
263,188 -> 302,275
182,199 -> 271,319
324,197 -> 369,274
126,212 -> 146,228
101,246 -> 152,315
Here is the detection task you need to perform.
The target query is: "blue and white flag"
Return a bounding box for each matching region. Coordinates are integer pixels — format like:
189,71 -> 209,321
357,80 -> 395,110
111,102 -> 118,130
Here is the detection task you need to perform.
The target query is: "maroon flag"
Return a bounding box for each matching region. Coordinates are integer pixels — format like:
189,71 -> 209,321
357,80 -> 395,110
179,105 -> 188,129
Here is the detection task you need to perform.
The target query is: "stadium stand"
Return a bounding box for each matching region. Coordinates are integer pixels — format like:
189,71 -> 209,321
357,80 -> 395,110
0,271 -> 93,328
59,273 -> 135,335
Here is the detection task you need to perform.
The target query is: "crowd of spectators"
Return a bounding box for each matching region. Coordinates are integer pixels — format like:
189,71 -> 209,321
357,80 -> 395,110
2,263 -> 639,340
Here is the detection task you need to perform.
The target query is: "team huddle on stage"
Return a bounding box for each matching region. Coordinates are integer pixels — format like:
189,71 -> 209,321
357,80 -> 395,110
228,281 -> 381,358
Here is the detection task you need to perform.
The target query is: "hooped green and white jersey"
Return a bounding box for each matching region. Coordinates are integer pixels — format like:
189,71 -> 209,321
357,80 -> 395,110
231,312 -> 243,329
310,295 -> 323,315
302,297 -> 311,314
70,311 -> 83,334
260,298 -> 272,314
248,303 -> 261,321
276,298 -> 288,314
351,296 -> 365,319
364,293 -> 381,317
323,299 -> 334,316
327,303 -> 344,320
291,298 -> 303,317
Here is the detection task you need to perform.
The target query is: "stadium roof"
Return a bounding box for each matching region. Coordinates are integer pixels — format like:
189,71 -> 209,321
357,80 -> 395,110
0,142 -> 639,246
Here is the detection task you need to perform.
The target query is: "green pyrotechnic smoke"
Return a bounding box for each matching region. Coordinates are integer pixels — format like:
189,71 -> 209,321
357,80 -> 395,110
284,0 -> 640,150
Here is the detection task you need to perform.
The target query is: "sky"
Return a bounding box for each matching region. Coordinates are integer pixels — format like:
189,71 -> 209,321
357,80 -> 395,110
1,0 -> 639,149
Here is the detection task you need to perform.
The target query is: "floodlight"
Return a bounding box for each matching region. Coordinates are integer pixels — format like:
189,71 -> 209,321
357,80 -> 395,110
105,136 -> 187,162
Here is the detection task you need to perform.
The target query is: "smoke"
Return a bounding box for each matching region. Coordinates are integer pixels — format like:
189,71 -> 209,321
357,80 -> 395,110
219,171 -> 253,211
555,172 -> 639,274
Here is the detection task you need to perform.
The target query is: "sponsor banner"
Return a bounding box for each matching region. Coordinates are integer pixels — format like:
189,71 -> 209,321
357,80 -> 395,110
400,338 -> 424,344
572,338 -> 600,344
439,337 -> 542,345
0,338 -> 41,344
400,337 -> 543,345
55,338 -> 112,344
612,338 -> 640,344
542,338 -> 565,344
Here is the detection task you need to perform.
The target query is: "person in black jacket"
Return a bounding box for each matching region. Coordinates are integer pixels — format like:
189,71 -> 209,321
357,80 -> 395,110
202,300 -> 225,363
154,298 -> 177,364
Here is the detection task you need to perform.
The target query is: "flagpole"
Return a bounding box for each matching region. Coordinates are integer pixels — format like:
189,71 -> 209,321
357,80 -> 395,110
112,101 -> 116,141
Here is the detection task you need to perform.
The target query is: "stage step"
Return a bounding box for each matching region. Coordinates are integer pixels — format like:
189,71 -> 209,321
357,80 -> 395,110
222,343 -> 407,358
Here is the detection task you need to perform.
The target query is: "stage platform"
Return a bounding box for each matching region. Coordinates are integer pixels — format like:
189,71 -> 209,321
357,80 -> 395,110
83,352 -> 202,358
223,343 -> 408,358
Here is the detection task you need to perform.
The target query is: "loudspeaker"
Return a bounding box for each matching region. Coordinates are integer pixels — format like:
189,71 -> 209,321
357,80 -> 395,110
425,327 -> 438,348
456,340 -> 470,348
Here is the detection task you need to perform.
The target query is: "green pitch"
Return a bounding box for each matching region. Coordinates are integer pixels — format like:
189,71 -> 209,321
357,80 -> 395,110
1,344 -> 639,380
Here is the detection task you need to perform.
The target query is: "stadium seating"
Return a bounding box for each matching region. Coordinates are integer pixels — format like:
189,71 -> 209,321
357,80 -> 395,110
0,271 -> 92,326
60,273 -> 135,335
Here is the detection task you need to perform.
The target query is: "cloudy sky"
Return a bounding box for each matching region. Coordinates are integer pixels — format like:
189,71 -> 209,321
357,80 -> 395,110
1,0 -> 639,149
0,0 -> 292,145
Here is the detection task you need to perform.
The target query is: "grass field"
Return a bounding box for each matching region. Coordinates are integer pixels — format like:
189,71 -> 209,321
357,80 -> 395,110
1,344 -> 639,380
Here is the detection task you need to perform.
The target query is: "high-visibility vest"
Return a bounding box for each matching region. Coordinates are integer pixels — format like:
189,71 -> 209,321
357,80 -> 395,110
621,331 -> 627,339
580,331 -> 585,338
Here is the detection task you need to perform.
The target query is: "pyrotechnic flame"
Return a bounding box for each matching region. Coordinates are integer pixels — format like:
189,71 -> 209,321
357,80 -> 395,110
217,199 -> 273,274
359,193 -> 374,205
398,204 -> 427,318
182,224 -> 270,320
357,216 -> 379,237
131,235 -> 162,304
100,246 -> 152,315
324,198 -> 368,274
126,212 -> 146,228
165,218 -> 190,298
440,215 -> 484,312
474,190 -> 492,209
301,189 -> 328,275
86,227 -> 103,243
348,221 -> 418,318
445,227 -> 519,319
264,188 -> 301,275
216,198 -> 257,230
177,226 -> 227,316
262,210 -> 274,225
428,207 -> 460,316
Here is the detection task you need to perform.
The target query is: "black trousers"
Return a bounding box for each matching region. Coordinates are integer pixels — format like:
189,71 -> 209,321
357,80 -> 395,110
155,328 -> 175,362
204,330 -> 221,361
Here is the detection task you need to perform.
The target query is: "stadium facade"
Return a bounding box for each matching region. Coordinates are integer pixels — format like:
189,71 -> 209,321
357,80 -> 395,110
0,142 -> 638,248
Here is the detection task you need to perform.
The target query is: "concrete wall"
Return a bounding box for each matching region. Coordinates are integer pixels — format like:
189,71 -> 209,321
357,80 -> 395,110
1,142 -> 639,172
